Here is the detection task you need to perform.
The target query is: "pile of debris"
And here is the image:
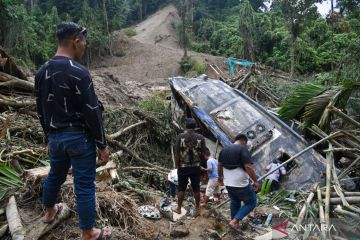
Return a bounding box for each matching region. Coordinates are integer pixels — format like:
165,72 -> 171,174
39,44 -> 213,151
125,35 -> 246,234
209,61 -> 302,108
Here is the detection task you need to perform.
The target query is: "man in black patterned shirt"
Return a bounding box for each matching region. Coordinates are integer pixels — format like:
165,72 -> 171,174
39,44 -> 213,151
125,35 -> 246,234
35,22 -> 111,240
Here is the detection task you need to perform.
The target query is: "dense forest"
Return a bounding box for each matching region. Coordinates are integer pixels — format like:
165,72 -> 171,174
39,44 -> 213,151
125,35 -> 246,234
0,0 -> 360,82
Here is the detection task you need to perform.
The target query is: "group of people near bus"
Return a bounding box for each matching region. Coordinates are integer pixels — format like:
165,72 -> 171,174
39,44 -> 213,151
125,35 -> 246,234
169,118 -> 287,231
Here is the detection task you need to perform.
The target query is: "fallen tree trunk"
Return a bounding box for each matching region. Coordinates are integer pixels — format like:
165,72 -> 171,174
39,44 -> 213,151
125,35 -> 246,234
6,196 -> 25,240
108,139 -> 169,173
321,192 -> 360,197
328,105 -> 360,129
25,203 -> 71,240
23,166 -> 50,182
0,96 -> 35,107
325,144 -> 334,225
328,197 -> 360,205
0,72 -> 34,92
107,120 -> 147,140
121,166 -> 168,175
316,185 -> 327,240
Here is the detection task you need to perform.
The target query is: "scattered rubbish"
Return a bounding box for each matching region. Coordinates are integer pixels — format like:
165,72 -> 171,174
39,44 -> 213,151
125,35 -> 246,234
138,205 -> 161,219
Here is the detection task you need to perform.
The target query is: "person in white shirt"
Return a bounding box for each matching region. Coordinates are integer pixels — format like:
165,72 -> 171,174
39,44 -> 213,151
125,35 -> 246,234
218,134 -> 259,231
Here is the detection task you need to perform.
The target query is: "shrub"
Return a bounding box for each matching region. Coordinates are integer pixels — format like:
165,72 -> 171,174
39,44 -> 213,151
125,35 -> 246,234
193,60 -> 207,74
113,50 -> 126,57
123,27 -> 136,37
179,56 -> 194,73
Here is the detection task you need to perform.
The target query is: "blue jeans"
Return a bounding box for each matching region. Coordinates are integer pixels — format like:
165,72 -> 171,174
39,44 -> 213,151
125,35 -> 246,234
226,184 -> 257,220
42,131 -> 96,229
169,182 -> 177,198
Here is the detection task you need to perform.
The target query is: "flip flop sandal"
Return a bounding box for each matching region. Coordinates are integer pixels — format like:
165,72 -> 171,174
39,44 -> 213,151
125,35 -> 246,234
96,227 -> 112,240
43,203 -> 63,224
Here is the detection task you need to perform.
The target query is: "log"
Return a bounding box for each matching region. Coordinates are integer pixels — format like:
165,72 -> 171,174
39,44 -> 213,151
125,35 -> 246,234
296,184 -> 317,228
23,166 -> 50,182
6,196 -> 25,240
321,192 -> 360,197
121,166 -> 168,175
328,105 -> 360,129
96,160 -> 117,173
0,224 -> 8,238
235,66 -> 254,89
107,120 -> 147,140
325,144 -> 333,225
338,156 -> 360,180
0,96 -> 35,107
0,72 -> 34,91
328,197 -> 360,205
324,147 -> 360,153
25,203 -> 71,240
332,155 -> 360,214
108,139 -> 169,172
316,186 -> 327,240
334,206 -> 360,219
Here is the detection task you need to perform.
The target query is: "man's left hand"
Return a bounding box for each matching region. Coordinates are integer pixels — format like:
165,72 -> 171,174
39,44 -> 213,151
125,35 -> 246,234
98,147 -> 110,166
253,181 -> 260,192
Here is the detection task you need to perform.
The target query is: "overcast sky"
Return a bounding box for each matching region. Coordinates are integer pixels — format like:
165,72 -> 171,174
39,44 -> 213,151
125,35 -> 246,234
316,1 -> 332,16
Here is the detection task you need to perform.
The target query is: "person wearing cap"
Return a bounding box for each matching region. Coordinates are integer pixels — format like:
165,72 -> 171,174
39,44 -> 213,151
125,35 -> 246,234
218,134 -> 259,231
35,22 -> 111,239
172,118 -> 207,217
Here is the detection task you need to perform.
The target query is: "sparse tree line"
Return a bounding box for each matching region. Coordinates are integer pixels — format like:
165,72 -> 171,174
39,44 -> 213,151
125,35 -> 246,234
0,0 -> 171,68
0,0 -> 360,81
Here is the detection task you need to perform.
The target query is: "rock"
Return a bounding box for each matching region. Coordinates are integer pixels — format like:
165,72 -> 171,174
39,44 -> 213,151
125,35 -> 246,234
170,222 -> 189,238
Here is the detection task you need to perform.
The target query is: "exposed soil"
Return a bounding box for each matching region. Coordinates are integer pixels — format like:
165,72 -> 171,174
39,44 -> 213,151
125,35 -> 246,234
90,4 -> 225,105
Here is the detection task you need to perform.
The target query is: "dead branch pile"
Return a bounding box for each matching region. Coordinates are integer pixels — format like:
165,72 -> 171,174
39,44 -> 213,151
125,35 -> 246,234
210,62 -> 303,108
59,184 -> 157,239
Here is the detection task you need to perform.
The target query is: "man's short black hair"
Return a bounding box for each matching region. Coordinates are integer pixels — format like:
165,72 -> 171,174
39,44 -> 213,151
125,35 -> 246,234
56,22 -> 87,43
235,133 -> 248,143
185,118 -> 197,129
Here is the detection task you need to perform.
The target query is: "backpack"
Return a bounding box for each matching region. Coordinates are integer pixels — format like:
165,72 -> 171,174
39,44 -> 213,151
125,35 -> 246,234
180,137 -> 202,166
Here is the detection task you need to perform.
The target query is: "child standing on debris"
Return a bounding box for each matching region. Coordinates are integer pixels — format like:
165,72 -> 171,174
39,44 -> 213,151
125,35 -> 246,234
168,169 -> 178,200
201,148 -> 220,205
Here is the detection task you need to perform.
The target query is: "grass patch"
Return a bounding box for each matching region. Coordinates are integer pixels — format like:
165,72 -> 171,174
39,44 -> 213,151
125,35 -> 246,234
123,27 -> 137,37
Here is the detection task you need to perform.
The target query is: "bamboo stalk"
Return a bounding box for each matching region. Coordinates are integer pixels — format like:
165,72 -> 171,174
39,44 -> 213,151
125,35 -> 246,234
328,105 -> 360,129
321,192 -> 360,197
296,184 -> 317,228
325,143 -> 334,225
338,157 -> 360,180
316,186 -> 327,240
334,206 -> 360,219
328,196 -> 360,205
331,155 -> 360,214
323,148 -> 360,153
258,131 -> 342,182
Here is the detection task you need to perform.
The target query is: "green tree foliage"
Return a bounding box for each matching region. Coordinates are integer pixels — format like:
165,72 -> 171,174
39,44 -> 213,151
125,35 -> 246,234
0,0 -> 168,68
239,0 -> 256,61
